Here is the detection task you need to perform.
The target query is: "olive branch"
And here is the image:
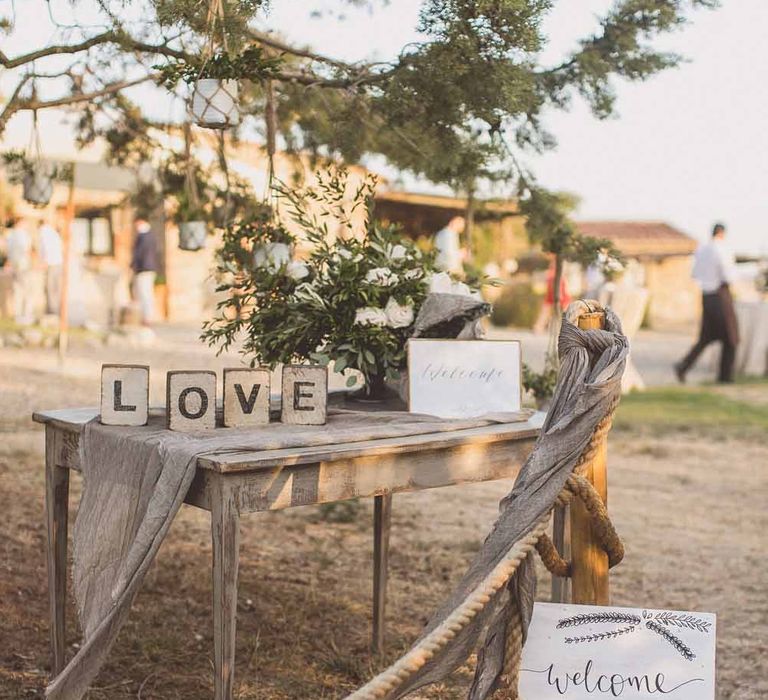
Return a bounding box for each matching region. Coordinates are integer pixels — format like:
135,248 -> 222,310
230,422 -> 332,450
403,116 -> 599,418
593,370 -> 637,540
557,612 -> 641,629
564,625 -> 636,645
646,620 -> 696,661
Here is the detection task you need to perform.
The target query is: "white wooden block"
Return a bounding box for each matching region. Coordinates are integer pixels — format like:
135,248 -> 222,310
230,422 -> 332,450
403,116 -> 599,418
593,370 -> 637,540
166,370 -> 217,432
223,368 -> 270,427
100,364 -> 149,426
281,365 -> 328,425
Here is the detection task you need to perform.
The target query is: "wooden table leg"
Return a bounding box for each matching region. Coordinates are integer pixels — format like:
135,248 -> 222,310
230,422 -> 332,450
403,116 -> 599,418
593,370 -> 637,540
550,504 -> 571,603
45,427 -> 69,676
372,493 -> 392,655
211,481 -> 241,700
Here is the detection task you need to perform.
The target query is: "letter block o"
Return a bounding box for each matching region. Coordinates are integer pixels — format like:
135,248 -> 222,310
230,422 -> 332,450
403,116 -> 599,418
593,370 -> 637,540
281,364 -> 328,425
166,370 -> 217,432
100,364 -> 149,426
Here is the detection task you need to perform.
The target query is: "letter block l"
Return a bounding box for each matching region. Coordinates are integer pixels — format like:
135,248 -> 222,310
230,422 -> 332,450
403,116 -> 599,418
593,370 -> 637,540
100,364 -> 149,426
223,367 -> 271,427
166,370 -> 217,432
281,365 -> 328,425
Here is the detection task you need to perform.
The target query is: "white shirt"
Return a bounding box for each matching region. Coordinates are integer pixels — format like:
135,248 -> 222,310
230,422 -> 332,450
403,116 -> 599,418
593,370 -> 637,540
5,227 -> 32,271
434,227 -> 461,272
39,224 -> 63,266
692,238 -> 737,294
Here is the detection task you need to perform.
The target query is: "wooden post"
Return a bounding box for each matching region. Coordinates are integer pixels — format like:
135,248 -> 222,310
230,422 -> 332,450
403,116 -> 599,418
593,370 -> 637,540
372,493 -> 392,655
570,310 -> 610,605
57,177 -> 75,365
550,505 -> 570,603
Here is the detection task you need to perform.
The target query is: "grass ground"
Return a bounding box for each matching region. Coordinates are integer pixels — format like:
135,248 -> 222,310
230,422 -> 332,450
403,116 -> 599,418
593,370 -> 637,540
614,379 -> 768,439
1,353 -> 766,699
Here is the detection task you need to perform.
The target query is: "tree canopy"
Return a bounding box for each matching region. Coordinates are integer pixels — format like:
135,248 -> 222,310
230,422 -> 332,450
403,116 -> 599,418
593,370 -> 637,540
0,0 -> 717,192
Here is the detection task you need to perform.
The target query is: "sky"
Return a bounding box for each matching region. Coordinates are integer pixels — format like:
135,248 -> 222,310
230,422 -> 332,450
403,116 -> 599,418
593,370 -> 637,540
2,0 -> 766,254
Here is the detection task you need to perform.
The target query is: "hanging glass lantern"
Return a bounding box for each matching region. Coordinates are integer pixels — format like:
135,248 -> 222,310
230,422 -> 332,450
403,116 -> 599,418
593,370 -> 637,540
191,79 -> 240,129
22,167 -> 54,207
178,221 -> 208,251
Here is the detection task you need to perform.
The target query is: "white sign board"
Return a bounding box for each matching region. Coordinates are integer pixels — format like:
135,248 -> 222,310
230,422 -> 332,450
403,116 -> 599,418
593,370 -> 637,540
407,339 -> 521,419
520,603 -> 716,700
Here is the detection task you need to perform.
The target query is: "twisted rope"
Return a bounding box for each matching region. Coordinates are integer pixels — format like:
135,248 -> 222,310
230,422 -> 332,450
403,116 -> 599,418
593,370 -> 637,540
495,398 -> 621,699
346,396 -> 623,700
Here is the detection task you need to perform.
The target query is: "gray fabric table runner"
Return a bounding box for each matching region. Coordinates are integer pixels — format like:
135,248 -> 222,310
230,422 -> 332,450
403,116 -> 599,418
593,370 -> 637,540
46,406 -> 532,699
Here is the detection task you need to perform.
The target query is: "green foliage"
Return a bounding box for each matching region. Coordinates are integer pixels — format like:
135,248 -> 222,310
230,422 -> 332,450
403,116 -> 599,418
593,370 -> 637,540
155,47 -> 282,87
1,151 -> 73,184
202,168 -> 446,392
491,281 -> 543,328
519,184 -> 624,272
522,362 -> 558,402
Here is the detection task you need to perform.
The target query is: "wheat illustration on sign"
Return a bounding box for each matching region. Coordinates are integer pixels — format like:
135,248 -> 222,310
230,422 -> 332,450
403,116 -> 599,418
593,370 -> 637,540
556,610 -> 712,661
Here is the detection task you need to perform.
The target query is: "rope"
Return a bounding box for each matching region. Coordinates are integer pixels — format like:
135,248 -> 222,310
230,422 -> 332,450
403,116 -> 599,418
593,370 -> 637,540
495,398 -> 621,699
346,517 -> 550,700
345,395 -> 624,700
535,534 -> 570,578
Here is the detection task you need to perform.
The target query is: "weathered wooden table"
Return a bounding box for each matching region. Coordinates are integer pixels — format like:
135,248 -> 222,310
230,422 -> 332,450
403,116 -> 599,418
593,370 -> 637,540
35,407 -> 543,700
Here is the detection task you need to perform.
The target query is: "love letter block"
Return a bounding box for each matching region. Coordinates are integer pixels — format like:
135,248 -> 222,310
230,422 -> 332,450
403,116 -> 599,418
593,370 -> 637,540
166,370 -> 217,432
223,368 -> 271,427
281,365 -> 328,425
100,364 -> 149,426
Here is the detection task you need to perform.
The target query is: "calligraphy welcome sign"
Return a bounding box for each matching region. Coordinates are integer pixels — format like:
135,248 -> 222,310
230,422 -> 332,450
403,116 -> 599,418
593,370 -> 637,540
407,339 -> 522,419
520,603 -> 716,700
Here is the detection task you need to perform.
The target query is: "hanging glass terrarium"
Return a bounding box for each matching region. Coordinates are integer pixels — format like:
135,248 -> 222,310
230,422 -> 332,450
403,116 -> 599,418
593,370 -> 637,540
191,78 -> 240,129
0,112 -> 68,208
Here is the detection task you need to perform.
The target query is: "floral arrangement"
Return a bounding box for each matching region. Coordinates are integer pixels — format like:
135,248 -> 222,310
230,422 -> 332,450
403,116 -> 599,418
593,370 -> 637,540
202,168 -> 481,397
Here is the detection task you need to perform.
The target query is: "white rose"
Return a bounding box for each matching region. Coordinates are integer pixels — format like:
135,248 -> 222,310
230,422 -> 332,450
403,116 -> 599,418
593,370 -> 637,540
388,244 -> 407,260
254,242 -> 291,269
404,268 -> 423,280
286,261 -> 310,280
450,280 -> 472,297
354,307 -> 388,326
384,297 -> 414,328
427,271 -> 453,294
365,267 -> 398,286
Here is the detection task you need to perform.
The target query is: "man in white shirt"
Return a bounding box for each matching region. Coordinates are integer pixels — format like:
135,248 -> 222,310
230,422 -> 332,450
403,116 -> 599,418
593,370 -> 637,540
675,223 -> 740,383
4,216 -> 36,325
38,219 -> 63,315
434,216 -> 465,273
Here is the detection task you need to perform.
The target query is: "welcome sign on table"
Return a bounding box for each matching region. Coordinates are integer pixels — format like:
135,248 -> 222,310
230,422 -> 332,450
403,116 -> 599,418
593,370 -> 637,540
520,603 -> 716,699
407,339 -> 521,418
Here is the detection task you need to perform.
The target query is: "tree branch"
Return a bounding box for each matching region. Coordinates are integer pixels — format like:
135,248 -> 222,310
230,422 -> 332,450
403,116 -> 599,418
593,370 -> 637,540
0,30 -> 188,69
0,75 -> 154,133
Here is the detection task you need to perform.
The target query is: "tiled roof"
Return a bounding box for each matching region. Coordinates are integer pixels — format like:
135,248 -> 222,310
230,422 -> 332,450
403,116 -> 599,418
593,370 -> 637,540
576,221 -> 697,257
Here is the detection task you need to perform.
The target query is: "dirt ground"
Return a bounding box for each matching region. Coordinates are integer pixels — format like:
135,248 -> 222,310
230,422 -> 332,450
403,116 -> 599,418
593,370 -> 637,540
0,339 -> 766,699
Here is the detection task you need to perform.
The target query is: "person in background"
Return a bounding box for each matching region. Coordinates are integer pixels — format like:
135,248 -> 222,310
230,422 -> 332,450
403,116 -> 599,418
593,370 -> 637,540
38,218 -> 63,315
131,219 -> 158,325
675,222 -> 739,383
5,217 -> 36,325
533,255 -> 571,334
434,216 -> 465,273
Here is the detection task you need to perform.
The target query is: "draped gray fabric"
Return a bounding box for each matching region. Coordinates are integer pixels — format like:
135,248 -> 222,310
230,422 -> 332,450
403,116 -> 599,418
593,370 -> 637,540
45,406 -> 531,699
390,304 -> 628,699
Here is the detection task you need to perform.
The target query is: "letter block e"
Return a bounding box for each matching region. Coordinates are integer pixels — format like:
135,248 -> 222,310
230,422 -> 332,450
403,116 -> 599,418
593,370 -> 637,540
281,365 -> 328,425
223,368 -> 270,427
100,364 -> 149,426
166,370 -> 217,432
